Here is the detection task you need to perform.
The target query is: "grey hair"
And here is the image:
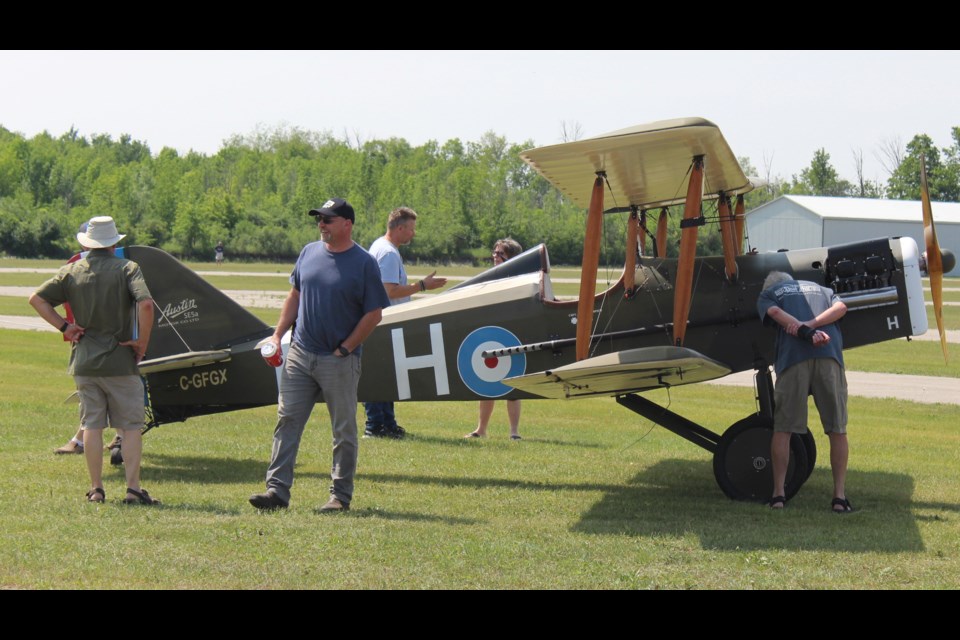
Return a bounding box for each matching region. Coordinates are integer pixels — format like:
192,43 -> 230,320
762,271 -> 793,291
387,207 -> 418,230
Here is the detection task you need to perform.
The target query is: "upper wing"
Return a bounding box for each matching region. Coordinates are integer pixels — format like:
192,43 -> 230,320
520,117 -> 752,211
503,345 -> 731,399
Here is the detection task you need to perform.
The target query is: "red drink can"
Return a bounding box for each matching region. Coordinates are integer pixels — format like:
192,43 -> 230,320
261,342 -> 283,367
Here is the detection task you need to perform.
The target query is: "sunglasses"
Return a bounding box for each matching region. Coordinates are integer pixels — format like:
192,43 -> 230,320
493,251 -> 507,259
316,215 -> 339,225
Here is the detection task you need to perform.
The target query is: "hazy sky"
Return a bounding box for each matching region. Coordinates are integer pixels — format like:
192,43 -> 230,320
3,50 -> 957,184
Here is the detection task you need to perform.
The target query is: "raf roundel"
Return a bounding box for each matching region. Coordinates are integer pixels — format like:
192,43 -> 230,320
456,326 -> 526,398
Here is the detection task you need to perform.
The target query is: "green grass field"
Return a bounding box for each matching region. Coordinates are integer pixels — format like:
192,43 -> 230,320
0,296 -> 31,316
1,330 -> 959,589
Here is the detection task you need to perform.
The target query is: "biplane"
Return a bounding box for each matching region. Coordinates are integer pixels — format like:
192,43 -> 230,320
127,117 -> 955,502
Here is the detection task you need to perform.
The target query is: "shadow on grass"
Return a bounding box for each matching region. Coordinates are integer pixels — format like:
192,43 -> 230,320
344,508 -> 481,525
374,433 -> 605,449
141,453 -> 360,486
573,459 -> 934,552
136,454 -> 955,550
140,454 -> 266,484
363,472 -> 624,493
142,503 -> 248,516
95,501 -> 249,516
912,502 -> 960,514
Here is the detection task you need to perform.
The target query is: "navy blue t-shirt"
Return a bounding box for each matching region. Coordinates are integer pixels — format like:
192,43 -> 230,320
290,241 -> 390,356
757,279 -> 844,375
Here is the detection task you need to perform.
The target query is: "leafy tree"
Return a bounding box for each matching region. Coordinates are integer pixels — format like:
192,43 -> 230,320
0,134 -> 25,198
19,123 -> 958,264
886,134 -> 960,201
789,148 -> 853,196
0,191 -> 61,256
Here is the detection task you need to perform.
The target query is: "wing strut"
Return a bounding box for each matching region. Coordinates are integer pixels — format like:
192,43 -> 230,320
672,156 -> 704,346
639,209 -> 648,256
624,206 -> 639,295
576,174 -> 605,361
655,208 -> 668,258
718,192 -> 738,282
733,194 -> 746,254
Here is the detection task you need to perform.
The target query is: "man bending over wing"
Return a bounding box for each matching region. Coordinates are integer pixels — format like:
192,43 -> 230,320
758,271 -> 851,513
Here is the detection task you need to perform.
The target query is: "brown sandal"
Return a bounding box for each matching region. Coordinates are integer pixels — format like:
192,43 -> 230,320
86,487 -> 105,503
831,497 -> 854,514
123,488 -> 161,505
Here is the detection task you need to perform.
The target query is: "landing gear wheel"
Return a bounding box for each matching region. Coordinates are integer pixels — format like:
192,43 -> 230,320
713,415 -> 808,502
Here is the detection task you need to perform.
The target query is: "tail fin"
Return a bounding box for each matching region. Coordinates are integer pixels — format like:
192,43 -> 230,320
125,246 -> 272,360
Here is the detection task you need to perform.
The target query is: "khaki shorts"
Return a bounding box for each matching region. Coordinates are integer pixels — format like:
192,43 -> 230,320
773,358 -> 847,434
75,375 -> 145,431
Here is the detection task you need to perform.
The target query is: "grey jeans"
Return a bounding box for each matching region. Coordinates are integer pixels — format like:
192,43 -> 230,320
264,342 -> 362,505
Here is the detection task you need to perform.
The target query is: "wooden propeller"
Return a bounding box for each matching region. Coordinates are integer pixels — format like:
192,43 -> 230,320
921,157 -> 951,364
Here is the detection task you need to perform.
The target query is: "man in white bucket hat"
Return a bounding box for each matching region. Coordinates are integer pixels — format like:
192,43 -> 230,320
30,216 -> 160,505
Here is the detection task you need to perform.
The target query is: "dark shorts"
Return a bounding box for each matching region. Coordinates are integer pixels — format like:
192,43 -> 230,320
774,358 -> 847,434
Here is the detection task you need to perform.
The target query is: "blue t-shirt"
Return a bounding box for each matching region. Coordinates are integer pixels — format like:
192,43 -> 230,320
757,279 -> 844,374
368,236 -> 408,305
290,241 -> 390,356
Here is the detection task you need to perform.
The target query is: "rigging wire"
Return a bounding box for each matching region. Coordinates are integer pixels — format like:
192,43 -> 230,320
584,173 -> 621,358
587,155 -> 718,354
683,197 -> 722,317
153,299 -> 195,353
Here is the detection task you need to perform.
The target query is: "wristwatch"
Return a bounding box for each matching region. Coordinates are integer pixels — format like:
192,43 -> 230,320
336,345 -> 351,357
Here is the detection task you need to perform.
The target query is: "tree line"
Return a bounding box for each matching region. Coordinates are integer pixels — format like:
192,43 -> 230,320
741,129 -> 960,206
1,124 -> 957,264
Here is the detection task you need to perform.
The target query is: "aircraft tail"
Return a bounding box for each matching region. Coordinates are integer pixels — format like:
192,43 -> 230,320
125,246 -> 273,361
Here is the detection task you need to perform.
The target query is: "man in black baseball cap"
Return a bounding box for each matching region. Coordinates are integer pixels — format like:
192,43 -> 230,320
308,198 -> 355,222
251,196 -> 389,513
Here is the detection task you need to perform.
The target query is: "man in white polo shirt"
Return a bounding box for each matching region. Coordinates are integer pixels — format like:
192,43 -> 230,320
363,207 -> 446,439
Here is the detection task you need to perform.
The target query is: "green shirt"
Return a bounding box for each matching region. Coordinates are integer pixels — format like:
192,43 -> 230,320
35,249 -> 152,376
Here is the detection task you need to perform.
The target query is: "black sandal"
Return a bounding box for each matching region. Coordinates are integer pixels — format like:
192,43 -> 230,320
831,497 -> 854,514
123,488 -> 161,505
86,487 -> 105,503
769,495 -> 787,509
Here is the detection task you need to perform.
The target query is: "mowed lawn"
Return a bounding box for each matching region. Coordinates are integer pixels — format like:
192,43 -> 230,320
2,330 -> 959,589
